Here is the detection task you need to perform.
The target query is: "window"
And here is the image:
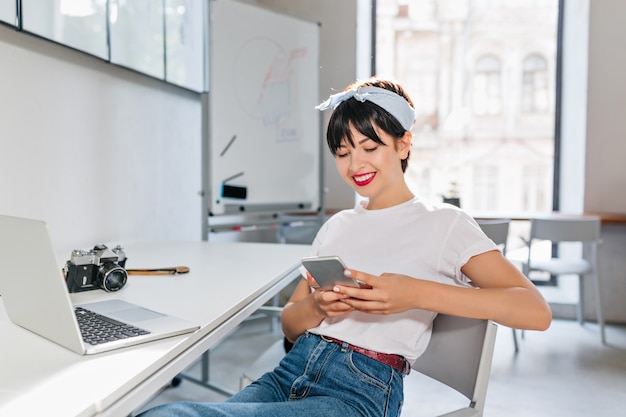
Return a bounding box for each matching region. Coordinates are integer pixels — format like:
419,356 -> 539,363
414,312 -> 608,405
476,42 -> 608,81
522,54 -> 550,113
473,165 -> 498,211
473,55 -> 502,116
522,165 -> 550,212
375,0 -> 559,213
395,31 -> 440,131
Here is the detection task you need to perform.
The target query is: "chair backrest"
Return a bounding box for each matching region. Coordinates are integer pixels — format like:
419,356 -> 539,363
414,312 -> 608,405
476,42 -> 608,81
412,314 -> 498,413
529,217 -> 601,243
527,217 -> 601,265
477,219 -> 511,255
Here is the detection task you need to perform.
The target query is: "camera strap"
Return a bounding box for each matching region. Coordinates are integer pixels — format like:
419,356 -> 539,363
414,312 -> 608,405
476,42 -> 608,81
126,266 -> 190,276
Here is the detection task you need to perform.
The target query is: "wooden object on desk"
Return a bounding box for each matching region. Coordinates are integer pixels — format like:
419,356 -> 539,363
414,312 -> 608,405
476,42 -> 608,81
584,212 -> 626,225
127,266 -> 190,275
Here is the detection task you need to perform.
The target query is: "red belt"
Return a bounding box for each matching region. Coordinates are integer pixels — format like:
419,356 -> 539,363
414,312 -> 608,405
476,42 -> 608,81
320,335 -> 409,375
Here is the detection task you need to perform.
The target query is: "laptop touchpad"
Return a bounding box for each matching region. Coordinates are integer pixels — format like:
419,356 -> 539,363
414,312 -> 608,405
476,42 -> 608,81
110,307 -> 165,322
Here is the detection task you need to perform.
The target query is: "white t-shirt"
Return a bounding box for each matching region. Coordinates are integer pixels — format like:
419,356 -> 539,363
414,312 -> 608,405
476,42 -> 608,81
305,197 -> 497,363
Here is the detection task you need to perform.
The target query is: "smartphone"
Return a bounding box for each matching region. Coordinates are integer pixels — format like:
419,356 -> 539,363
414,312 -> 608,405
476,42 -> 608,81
301,256 -> 363,290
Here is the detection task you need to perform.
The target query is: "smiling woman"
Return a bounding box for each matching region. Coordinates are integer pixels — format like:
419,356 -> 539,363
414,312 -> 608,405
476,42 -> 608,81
318,79 -> 415,210
137,77 -> 551,417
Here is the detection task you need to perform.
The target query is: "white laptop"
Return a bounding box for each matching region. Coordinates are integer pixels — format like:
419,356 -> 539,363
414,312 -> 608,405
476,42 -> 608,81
0,215 -> 200,355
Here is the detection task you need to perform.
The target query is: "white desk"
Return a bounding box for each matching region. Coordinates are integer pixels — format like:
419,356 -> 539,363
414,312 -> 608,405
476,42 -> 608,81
0,241 -> 309,417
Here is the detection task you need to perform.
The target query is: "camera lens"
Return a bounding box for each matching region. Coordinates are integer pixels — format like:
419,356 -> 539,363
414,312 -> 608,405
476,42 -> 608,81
97,263 -> 128,292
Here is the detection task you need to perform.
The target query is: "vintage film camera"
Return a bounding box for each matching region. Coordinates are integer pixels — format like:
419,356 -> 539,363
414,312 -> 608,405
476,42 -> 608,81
65,244 -> 128,293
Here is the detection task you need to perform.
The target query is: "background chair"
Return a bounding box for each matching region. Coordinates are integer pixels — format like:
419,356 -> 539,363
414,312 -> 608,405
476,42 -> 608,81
522,216 -> 605,343
476,219 -> 520,352
241,315 -> 498,417
476,219 -> 511,256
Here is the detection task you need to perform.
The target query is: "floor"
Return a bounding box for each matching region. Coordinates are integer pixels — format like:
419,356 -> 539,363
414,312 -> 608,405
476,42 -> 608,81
135,314 -> 626,417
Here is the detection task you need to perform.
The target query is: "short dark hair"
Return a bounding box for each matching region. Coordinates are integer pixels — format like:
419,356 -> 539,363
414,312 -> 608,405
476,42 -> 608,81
325,78 -> 414,172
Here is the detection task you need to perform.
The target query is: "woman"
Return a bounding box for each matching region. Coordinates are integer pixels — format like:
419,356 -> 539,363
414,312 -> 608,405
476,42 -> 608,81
139,78 -> 551,417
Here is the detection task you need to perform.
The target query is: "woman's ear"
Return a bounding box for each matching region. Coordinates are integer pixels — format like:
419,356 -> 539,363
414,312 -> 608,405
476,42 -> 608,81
398,131 -> 412,159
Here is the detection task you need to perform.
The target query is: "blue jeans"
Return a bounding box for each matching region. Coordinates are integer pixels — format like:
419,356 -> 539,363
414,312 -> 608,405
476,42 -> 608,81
138,332 -> 405,417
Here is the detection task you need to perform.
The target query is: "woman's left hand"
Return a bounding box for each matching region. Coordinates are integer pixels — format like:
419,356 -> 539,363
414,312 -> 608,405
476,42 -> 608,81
334,269 -> 419,315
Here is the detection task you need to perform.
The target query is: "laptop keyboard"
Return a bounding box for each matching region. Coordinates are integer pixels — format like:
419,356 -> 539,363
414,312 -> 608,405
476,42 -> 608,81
75,306 -> 151,346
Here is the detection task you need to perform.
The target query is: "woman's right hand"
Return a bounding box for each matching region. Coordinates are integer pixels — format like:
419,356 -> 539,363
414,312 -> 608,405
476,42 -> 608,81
281,274 -> 353,343
306,271 -> 355,318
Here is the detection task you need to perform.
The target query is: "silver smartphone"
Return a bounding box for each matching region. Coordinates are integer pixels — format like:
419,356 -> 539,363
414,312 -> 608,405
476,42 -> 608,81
301,256 -> 363,290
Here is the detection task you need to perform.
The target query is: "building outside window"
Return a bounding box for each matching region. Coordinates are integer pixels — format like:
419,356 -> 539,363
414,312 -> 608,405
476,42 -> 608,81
376,0 -> 558,216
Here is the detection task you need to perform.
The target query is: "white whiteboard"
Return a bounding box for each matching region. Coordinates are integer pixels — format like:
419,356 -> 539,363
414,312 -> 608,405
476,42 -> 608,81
209,0 -> 321,215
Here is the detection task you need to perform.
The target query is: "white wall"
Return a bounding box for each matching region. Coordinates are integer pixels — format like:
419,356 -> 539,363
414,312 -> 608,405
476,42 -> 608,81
0,26 -> 203,255
584,0 -> 626,214
583,0 -> 626,323
0,0 -> 361,260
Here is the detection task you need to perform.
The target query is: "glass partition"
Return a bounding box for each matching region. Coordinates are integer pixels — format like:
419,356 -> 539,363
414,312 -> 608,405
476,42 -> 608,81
5,0 -> 207,92
0,0 -> 17,26
109,0 -> 165,79
22,0 -> 109,60
164,0 -> 206,92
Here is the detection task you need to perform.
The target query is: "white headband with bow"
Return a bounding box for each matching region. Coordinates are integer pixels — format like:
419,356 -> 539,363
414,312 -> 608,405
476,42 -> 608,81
315,86 -> 416,131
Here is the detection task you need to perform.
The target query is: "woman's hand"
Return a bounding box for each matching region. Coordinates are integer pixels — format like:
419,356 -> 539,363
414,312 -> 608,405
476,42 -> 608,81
333,269 -> 419,315
306,271 -> 355,318
335,251 -> 551,331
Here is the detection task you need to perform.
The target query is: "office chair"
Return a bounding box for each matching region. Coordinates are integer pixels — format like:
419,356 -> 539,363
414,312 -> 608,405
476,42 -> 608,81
411,315 -> 498,417
522,216 -> 605,343
241,315 -> 498,417
476,219 -> 520,352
